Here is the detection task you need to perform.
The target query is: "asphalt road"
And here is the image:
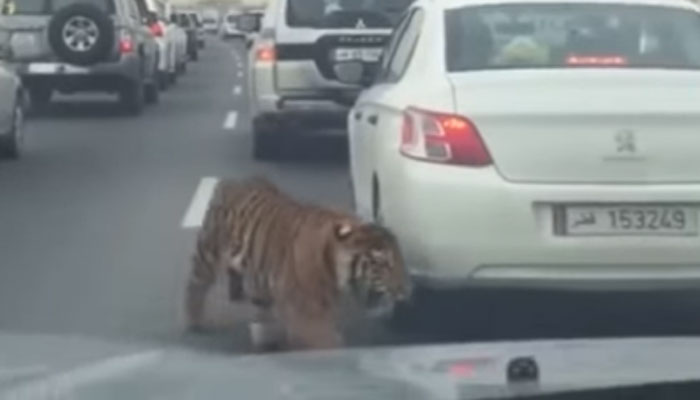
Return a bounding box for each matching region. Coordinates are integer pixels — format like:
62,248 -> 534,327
3,38 -> 700,355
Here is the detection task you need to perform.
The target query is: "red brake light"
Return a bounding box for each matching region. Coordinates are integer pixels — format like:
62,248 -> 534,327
119,37 -> 134,53
149,22 -> 164,37
400,107 -> 492,166
256,43 -> 276,63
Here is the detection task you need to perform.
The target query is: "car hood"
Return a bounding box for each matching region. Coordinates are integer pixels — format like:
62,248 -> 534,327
2,333 -> 700,400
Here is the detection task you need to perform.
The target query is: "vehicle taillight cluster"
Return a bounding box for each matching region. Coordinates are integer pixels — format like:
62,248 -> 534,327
119,37 -> 134,54
149,22 -> 164,37
400,107 -> 492,166
256,42 -> 276,63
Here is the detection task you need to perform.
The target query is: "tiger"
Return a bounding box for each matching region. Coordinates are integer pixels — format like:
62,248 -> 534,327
184,177 -> 411,351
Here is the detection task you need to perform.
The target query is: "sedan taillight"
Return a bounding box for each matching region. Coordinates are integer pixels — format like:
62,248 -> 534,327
400,107 -> 492,166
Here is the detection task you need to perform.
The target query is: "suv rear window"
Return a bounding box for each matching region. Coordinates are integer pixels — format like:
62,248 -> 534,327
2,0 -> 115,15
445,3 -> 700,71
287,0 -> 413,28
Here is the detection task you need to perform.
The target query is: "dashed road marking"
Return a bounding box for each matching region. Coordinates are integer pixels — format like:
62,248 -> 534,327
223,111 -> 238,130
181,177 -> 220,229
233,85 -> 242,95
237,71 -> 244,78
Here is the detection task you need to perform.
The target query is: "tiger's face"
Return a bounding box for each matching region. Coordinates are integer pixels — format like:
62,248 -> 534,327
334,222 -> 412,317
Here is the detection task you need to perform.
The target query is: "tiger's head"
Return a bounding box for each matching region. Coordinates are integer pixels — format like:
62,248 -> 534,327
332,221 -> 412,318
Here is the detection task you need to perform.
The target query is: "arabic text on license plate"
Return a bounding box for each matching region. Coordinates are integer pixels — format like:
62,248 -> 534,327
335,47 -> 382,62
562,205 -> 698,236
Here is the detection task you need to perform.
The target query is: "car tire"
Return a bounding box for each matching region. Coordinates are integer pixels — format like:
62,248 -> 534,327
190,50 -> 199,62
252,117 -> 278,161
168,71 -> 177,85
0,98 -> 24,160
158,71 -> 170,91
28,87 -> 51,114
144,81 -> 159,105
48,3 -> 114,66
119,79 -> 144,116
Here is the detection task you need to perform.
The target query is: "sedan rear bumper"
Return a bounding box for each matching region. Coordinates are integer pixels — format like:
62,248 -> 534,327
384,160 -> 700,291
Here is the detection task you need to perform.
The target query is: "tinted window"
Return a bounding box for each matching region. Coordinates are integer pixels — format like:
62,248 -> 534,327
178,13 -> 191,27
226,14 -> 237,24
189,12 -> 202,26
2,0 -> 44,14
287,0 -> 413,28
445,4 -> 700,72
2,0 -> 114,15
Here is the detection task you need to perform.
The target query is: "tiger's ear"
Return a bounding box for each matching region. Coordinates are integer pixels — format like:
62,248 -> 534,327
335,221 -> 354,240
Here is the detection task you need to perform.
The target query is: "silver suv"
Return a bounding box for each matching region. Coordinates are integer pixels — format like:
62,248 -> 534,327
244,0 -> 413,160
0,0 -> 160,115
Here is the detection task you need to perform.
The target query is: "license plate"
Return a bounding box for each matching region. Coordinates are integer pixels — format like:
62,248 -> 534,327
334,47 -> 382,62
27,63 -> 88,74
562,205 -> 698,236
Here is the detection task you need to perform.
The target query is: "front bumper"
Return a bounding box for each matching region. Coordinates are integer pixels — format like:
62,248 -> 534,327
384,161 -> 700,291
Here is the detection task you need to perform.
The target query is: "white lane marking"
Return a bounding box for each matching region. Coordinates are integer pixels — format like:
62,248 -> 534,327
4,351 -> 162,400
181,177 -> 219,229
237,71 -> 244,78
223,111 -> 238,130
233,85 -> 242,95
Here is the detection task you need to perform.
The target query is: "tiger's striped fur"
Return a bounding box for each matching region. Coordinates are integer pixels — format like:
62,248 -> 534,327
184,177 -> 410,351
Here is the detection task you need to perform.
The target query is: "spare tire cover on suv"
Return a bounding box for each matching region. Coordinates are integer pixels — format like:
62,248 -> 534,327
48,3 -> 115,66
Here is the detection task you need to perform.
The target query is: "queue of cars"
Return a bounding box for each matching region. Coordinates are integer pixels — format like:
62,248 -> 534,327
240,0 -> 700,318
0,0 -> 209,160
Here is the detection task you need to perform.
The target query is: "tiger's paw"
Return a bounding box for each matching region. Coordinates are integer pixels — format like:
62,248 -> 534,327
249,321 -> 284,352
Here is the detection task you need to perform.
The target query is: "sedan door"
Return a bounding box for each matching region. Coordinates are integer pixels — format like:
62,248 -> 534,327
349,8 -> 425,222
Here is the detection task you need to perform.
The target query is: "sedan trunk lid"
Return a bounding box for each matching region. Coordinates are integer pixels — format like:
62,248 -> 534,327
449,70 -> 700,184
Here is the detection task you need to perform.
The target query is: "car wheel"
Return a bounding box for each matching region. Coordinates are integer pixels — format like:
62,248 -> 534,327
252,117 -> 278,161
144,81 -> 159,105
190,51 -> 199,62
168,71 -> 177,85
158,71 -> 169,91
28,87 -> 51,114
47,3 -> 114,66
119,79 -> 144,116
0,98 -> 24,160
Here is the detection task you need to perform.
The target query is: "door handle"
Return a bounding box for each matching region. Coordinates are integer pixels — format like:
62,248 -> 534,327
354,111 -> 362,121
367,115 -> 378,126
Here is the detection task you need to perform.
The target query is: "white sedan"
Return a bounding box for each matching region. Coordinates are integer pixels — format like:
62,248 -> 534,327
344,0 -> 700,294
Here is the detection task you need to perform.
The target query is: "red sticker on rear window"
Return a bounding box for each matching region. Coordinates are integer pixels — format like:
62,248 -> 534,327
566,55 -> 628,66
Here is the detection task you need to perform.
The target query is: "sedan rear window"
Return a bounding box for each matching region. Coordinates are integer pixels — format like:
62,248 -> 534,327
445,3 -> 700,71
1,0 -> 115,15
287,0 -> 413,28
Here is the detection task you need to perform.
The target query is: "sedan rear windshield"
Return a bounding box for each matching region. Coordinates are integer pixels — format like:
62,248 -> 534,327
445,4 -> 700,71
1,0 -> 115,15
287,0 -> 413,28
